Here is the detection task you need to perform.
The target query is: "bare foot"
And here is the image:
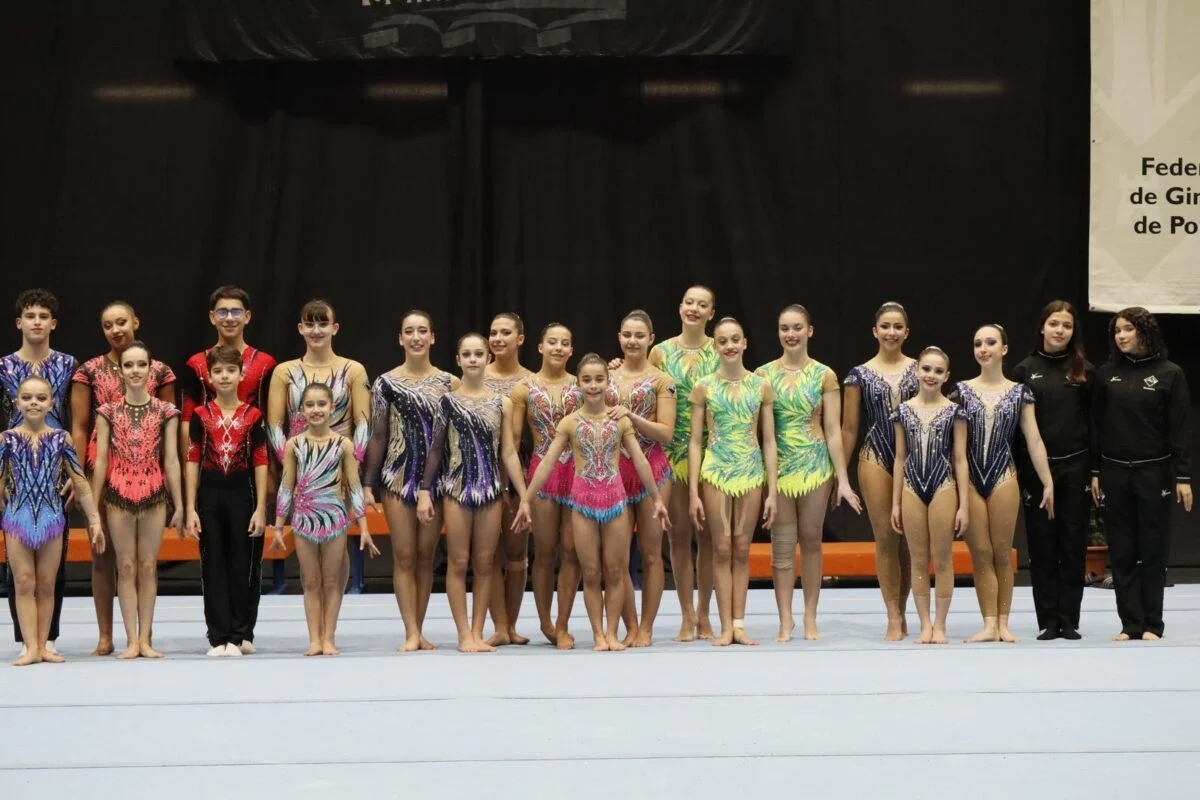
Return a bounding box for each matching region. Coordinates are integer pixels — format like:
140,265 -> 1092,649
321,641 -> 340,656
697,617 -> 715,640
964,628 -> 999,643
458,633 -> 484,653
998,627 -> 1020,643
41,649 -> 65,664
885,617 -> 905,641
473,635 -> 496,653
116,646 -> 141,660
713,630 -> 734,647
674,619 -> 697,642
733,629 -> 758,646
304,642 -> 323,656
901,617 -> 909,636
803,618 -> 820,641
631,629 -> 653,648
541,624 -> 558,646
776,619 -> 796,643
1142,632 -> 1161,641
398,636 -> 421,653
11,650 -> 41,667
556,630 -> 576,650
139,643 -> 164,659
606,634 -> 627,652
91,639 -> 115,657
931,626 -> 948,644
916,626 -> 934,644
507,628 -> 530,645
621,630 -> 637,648
487,631 -> 512,647
418,636 -> 438,651
1112,632 -> 1131,641
592,632 -> 610,652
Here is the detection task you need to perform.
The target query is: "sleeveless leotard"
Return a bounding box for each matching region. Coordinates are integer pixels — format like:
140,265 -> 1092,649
843,362 -> 918,470
756,359 -> 836,498
693,373 -> 768,496
653,338 -> 720,480
892,402 -> 963,505
953,381 -> 1035,499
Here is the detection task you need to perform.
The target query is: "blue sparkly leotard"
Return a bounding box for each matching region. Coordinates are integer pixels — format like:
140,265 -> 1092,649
891,402 -> 963,505
421,392 -> 505,510
0,429 -> 83,549
844,362 -> 918,470
953,381 -> 1035,499
364,370 -> 454,505
0,351 -> 77,431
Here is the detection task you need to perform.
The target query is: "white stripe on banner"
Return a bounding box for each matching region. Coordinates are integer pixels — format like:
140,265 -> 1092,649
1089,0 -> 1200,314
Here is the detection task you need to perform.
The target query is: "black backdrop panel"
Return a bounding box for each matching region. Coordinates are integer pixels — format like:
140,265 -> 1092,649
4,0 -> 1199,564
181,0 -> 797,60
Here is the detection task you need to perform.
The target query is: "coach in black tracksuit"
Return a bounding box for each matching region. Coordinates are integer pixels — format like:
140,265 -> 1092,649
1091,307 -> 1193,641
1013,301 -> 1095,640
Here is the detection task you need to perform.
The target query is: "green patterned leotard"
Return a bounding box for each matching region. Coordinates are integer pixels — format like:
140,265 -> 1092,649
755,359 -> 836,498
652,337 -> 720,480
693,372 -> 768,496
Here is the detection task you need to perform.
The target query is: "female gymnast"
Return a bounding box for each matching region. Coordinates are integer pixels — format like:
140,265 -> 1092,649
483,312 -> 533,646
1091,307 -> 1193,641
363,310 -> 457,652
91,342 -> 183,660
509,323 -> 582,646
689,317 -> 778,647
608,310 -> 675,648
1,376 -> 105,665
955,324 -> 1055,644
271,383 -> 378,655
71,301 -> 175,656
889,347 -> 969,644
756,305 -> 861,642
516,354 -> 669,651
1011,301 -> 1095,640
841,302 -> 918,640
417,333 -> 529,652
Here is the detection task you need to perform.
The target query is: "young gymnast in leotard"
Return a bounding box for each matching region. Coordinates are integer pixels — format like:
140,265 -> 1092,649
364,309 -> 458,652
91,342 -> 183,660
2,376 -> 105,666
417,333 -> 530,653
271,383 -> 379,656
955,324 -> 1055,644
689,318 -> 778,647
608,310 -> 675,648
516,354 -> 669,652
756,305 -> 861,643
72,301 -> 175,656
890,347 -> 969,644
841,302 -> 917,640
482,312 -> 533,646
509,323 -> 582,646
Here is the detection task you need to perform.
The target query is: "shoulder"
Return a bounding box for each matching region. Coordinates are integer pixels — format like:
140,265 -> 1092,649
250,348 -> 277,370
753,360 -> 775,379
152,359 -> 175,378
242,404 -> 264,424
273,359 -> 301,377
650,366 -> 676,391
344,359 -> 369,379
155,398 -> 181,418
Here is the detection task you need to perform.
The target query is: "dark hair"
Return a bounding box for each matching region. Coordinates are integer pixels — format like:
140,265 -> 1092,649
456,331 -> 488,352
975,323 -> 1008,346
209,285 -> 251,310
685,284 -> 716,306
1036,300 -> 1087,384
15,289 -> 59,319
713,316 -> 743,335
620,309 -> 654,334
400,309 -> 433,331
541,322 -> 572,341
918,346 -> 950,368
102,300 -> 137,319
779,304 -> 811,325
491,312 -> 524,336
1108,306 -> 1167,364
576,353 -> 608,375
874,301 -> 908,324
119,340 -> 151,366
300,299 -> 335,324
206,344 -> 243,371
301,382 -> 333,404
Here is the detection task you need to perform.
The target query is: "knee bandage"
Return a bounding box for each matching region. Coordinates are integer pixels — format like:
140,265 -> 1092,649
771,523 -> 799,570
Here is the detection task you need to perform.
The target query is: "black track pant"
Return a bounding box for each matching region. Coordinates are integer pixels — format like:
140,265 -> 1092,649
1024,454 -> 1090,631
198,482 -> 263,647
7,497 -> 70,643
1101,458 -> 1174,638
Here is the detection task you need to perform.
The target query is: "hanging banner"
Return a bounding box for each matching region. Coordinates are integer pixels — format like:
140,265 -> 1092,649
1090,0 -> 1200,313
180,0 -> 794,61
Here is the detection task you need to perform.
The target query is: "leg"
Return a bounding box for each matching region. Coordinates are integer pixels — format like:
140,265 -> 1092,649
47,511 -> 69,645
226,487 -> 257,648
4,537 -> 40,666
1135,462 -> 1173,639
5,555 -> 19,646
986,479 -> 1022,643
962,486 -> 999,642
632,485 -> 669,647
1101,463 -> 1141,639
294,537 -> 325,655
198,491 -> 232,649
34,539 -> 65,662
90,499 -> 116,656
346,531 -> 365,593
443,500 -> 476,652
384,495 -> 424,652
1023,468 -> 1058,634
134,504 -> 167,658
318,537 -> 348,654
529,497 -> 562,643
702,485 -> 735,646
770,496 -> 798,642
666,481 -> 699,641
601,513 -> 633,652
796,480 -> 833,640
900,491 -> 934,643
729,489 -> 762,647
487,495 -> 530,646
106,507 -> 142,659
1054,458 -> 1090,633
415,505 -> 442,649
469,503 -> 502,652
695,503 -> 715,639
926,489 -> 959,644
571,515 -> 606,650
554,508 -> 580,648
860,460 -> 908,640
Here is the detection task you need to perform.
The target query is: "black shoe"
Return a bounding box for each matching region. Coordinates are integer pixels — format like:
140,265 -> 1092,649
1036,625 -> 1061,641
1059,626 -> 1081,640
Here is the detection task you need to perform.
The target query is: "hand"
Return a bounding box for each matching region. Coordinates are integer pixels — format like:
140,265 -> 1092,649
363,486 -> 380,513
360,532 -> 381,557
652,499 -> 671,532
416,490 -> 436,524
606,405 -> 630,422
689,495 -> 705,531
169,508 -> 184,538
1090,476 -> 1103,507
890,503 -> 903,534
269,526 -> 286,552
185,511 -> 202,542
953,508 -> 968,539
834,482 -> 863,514
1040,485 -> 1055,520
88,522 -> 106,554
248,510 -> 266,538
761,492 -> 777,530
607,357 -> 625,371
1179,483 -> 1194,512
512,500 -> 532,532
60,480 -> 78,509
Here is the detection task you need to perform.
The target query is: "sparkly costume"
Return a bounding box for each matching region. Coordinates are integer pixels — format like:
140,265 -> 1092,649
97,397 -> 179,511
484,368 -> 531,398
652,337 -> 720,480
0,350 -> 78,430
693,373 -> 768,497
0,430 -> 82,549
181,346 -> 276,423
73,354 -> 176,470
756,360 -> 836,498
605,368 -> 674,503
422,392 -> 505,510
843,362 -> 918,469
892,403 -> 963,505
276,435 -> 365,544
953,382 -> 1035,498
364,370 -> 454,505
267,359 -> 370,465
515,376 -> 582,504
567,414 -> 630,523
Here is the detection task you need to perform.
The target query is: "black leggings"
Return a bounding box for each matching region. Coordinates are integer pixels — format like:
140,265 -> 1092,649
198,482 -> 263,647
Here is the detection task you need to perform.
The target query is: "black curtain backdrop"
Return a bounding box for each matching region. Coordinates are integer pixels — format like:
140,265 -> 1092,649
3,1 -> 1198,565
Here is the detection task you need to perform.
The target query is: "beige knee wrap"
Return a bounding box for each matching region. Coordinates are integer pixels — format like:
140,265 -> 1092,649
771,523 -> 799,570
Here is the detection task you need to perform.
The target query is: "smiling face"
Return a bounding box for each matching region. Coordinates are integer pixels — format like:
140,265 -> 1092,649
299,312 -> 338,351
101,305 -> 138,352
1113,317 -> 1141,354
972,326 -> 1007,367
1041,311 -> 1075,353
713,321 -> 747,363
301,387 -> 333,427
679,286 -> 715,330
577,362 -> 609,400
538,325 -> 573,370
16,304 -> 56,347
399,313 -> 433,358
489,316 -> 524,360
777,309 -> 811,354
119,345 -> 151,389
211,298 -> 250,341
209,361 -> 242,395
15,377 -> 53,424
872,311 -> 909,353
618,317 -> 654,360
456,335 -> 489,378
916,351 -> 950,391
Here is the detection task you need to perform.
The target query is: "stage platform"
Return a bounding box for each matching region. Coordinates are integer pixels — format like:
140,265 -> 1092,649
2,587 -> 1198,798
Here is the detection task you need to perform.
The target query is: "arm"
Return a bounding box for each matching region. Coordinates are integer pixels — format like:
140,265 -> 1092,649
273,440 -> 297,528
178,359 -> 201,458
415,399 -> 449,522
840,383 -> 862,466
759,384 -> 778,528
343,440 -> 377,554
162,416 -> 184,532
349,362 -> 372,464
1167,369 -> 1193,510
265,365 -> 289,462
70,382 -> 92,466
623,423 -> 663,503
527,421 -> 570,498
631,376 -> 677,445
1019,403 -> 1054,518
362,378 -> 388,499
90,414 -> 111,507
184,415 -> 202,536
1089,371 -> 1105,505
510,382 -> 528,446
61,440 -> 104,550
687,386 -> 706,527
952,417 -> 970,534
500,398 -> 528,501
821,371 -> 861,511
890,419 -> 906,533
156,364 -> 177,407
250,421 -> 269,535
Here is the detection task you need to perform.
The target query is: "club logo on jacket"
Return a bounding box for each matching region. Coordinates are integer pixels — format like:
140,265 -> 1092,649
1109,376 -> 1122,382
1143,375 -> 1159,390
1161,489 -> 1172,497
1029,373 -> 1043,381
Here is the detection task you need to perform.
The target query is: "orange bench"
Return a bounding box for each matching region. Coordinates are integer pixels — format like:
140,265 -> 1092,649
748,541 -> 1017,579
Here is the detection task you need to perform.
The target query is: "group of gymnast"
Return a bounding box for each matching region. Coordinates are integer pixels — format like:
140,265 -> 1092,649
0,285 -> 1192,666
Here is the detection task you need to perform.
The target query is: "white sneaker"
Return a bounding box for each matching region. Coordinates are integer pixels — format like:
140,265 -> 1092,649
44,641 -> 59,655
206,645 -> 225,657
222,643 -> 242,657
238,641 -> 256,655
